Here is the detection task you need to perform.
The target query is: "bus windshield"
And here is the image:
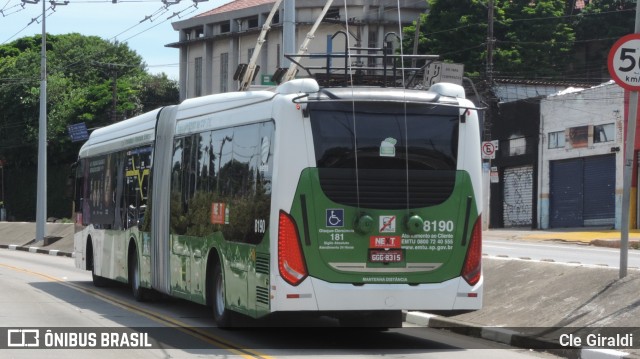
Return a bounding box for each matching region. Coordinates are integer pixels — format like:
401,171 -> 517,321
309,101 -> 459,171
308,101 -> 460,209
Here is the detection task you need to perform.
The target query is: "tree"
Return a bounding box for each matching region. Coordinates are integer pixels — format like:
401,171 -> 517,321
404,0 -> 575,80
403,0 -> 489,76
570,0 -> 635,82
495,0 -> 575,79
0,33 -> 179,166
139,73 -> 180,113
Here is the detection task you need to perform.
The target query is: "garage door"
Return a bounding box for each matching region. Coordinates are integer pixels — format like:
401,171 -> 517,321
549,155 -> 615,228
503,165 -> 533,227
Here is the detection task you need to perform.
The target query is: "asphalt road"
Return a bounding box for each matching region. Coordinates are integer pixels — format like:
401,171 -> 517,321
0,249 -> 560,359
484,238 -> 640,269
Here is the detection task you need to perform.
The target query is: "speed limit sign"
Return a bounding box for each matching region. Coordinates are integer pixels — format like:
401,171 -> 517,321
608,34 -> 640,91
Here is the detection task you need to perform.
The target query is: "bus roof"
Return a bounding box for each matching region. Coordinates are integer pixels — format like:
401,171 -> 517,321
176,89 -> 276,121
78,108 -> 161,158
311,86 -> 457,105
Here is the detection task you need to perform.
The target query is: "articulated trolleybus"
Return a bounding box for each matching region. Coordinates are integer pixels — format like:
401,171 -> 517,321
74,76 -> 483,328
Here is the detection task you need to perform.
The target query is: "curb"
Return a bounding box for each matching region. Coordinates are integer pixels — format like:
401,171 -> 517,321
404,312 -> 634,359
0,244 -> 74,258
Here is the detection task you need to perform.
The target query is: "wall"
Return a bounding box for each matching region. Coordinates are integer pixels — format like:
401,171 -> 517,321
489,98 -> 540,228
539,83 -> 624,229
171,0 -> 427,98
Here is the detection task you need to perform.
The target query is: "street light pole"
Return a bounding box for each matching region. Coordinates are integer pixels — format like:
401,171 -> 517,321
22,0 -> 67,241
35,0 -> 47,242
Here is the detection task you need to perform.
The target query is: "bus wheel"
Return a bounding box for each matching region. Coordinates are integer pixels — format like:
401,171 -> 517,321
212,262 -> 232,328
129,250 -> 145,302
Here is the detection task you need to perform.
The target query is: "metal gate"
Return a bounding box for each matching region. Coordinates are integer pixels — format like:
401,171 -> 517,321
549,155 -> 615,228
503,165 -> 533,227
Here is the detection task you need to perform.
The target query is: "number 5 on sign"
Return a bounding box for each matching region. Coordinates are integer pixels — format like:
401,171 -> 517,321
608,34 -> 640,91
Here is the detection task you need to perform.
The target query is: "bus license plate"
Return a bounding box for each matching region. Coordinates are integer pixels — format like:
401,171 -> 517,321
369,249 -> 403,263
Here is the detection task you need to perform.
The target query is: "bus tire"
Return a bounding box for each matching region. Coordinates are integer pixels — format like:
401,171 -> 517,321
88,240 -> 108,287
128,248 -> 145,302
212,262 -> 232,328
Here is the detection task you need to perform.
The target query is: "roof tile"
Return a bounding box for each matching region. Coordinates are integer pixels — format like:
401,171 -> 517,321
196,0 -> 276,18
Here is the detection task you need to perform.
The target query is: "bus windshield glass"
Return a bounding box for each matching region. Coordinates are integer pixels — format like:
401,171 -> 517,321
309,101 -> 459,171
308,101 -> 460,209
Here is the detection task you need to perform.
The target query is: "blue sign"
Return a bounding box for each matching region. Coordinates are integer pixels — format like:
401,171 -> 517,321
68,123 -> 89,142
326,209 -> 344,227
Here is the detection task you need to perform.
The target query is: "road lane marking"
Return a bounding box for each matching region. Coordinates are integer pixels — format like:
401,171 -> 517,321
485,240 -> 640,255
0,262 -> 273,359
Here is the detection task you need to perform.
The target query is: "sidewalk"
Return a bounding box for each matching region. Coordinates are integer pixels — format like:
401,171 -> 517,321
0,221 -> 74,256
405,257 -> 640,358
485,227 -> 640,248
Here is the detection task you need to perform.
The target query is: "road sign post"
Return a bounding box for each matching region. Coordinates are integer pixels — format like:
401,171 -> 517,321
481,140 -> 498,160
608,31 -> 640,278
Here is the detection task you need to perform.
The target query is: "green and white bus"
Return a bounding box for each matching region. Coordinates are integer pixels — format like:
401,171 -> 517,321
73,78 -> 483,328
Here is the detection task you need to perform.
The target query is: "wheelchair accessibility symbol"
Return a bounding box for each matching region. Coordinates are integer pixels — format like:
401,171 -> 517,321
326,209 -> 344,227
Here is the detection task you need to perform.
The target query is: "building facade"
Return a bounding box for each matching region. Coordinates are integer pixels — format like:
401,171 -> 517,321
169,0 -> 428,100
539,83 -> 624,229
488,98 -> 541,229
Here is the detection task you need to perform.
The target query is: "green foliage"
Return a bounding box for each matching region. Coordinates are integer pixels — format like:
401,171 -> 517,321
0,33 -> 179,167
139,73 -> 180,113
495,0 -> 574,78
405,0 -> 632,81
412,0 -> 491,75
571,0 -> 635,80
0,33 -> 179,220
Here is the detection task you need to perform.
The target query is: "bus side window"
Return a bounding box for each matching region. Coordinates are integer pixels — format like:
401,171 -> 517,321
113,153 -> 125,230
120,146 -> 152,229
74,159 -> 86,225
170,138 -> 187,235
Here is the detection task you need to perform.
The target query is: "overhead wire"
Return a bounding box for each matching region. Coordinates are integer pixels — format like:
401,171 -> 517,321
2,4 -> 57,44
395,0 -> 410,210
0,1 -> 26,17
342,0 -> 360,211
0,0 -> 202,77
0,0 -> 632,86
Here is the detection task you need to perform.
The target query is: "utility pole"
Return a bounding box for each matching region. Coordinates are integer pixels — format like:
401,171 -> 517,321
411,14 -> 422,69
22,0 -> 68,242
111,66 -> 118,122
483,0 -> 495,144
34,0 -> 47,242
486,0 -> 494,87
283,0 -> 295,67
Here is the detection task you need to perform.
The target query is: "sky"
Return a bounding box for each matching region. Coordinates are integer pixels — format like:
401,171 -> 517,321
1,0 -> 232,80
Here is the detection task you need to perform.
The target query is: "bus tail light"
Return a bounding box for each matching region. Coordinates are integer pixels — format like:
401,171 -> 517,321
278,210 -> 308,286
462,215 -> 482,286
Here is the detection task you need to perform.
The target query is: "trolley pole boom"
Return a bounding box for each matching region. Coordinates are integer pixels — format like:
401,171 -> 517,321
237,0 -> 283,91
280,0 -> 334,83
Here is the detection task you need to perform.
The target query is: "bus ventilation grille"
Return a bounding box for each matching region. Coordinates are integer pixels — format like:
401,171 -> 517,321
255,255 -> 270,275
318,169 -> 456,209
255,255 -> 270,306
256,286 -> 270,305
